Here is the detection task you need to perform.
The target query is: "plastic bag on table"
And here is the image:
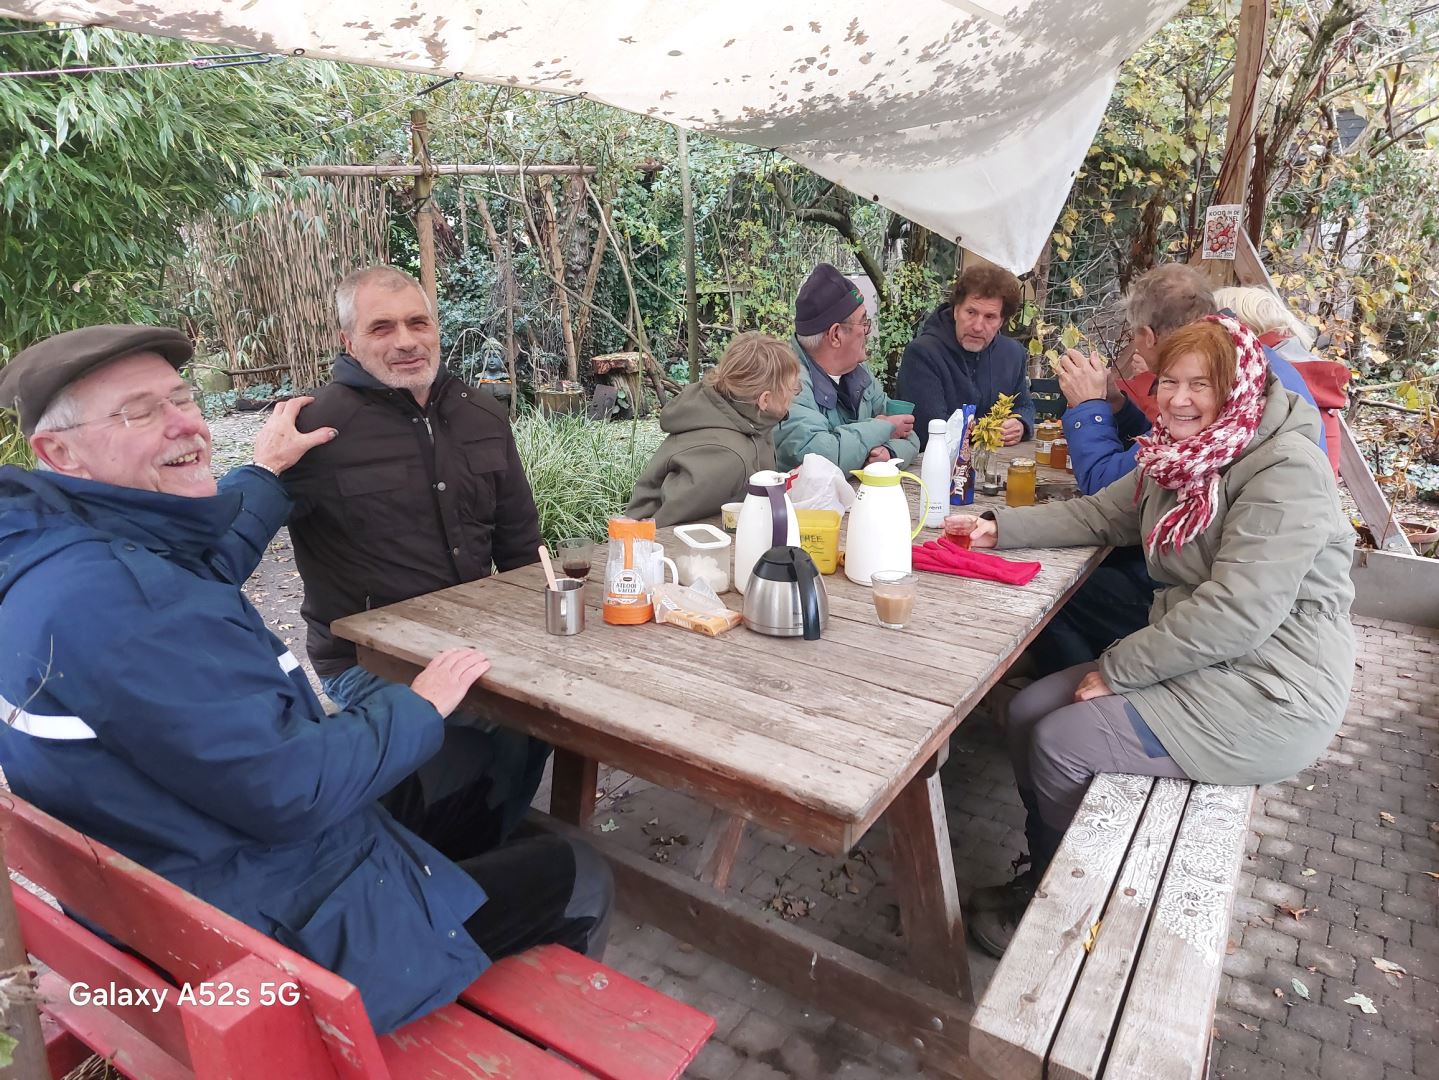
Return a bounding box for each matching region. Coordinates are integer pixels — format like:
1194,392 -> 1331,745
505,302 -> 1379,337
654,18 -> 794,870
787,453 -> 857,515
653,578 -> 742,637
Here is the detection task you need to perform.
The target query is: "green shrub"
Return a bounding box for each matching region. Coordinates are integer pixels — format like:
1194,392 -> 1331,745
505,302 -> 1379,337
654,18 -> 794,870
511,412 -> 663,545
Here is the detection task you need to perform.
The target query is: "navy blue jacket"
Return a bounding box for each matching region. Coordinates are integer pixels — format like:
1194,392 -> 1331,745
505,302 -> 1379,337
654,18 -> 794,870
0,466 -> 487,1033
1065,347 -> 1326,496
897,304 -> 1036,440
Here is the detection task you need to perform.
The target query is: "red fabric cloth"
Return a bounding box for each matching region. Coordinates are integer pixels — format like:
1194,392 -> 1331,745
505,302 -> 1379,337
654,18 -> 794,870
911,537 -> 1042,585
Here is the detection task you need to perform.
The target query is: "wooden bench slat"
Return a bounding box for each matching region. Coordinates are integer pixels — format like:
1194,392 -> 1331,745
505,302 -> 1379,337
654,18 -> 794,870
460,944 -> 716,1080
383,1001 -> 590,1079
3,799 -> 394,1079
12,883 -> 193,1066
35,969 -> 194,1080
969,773 -> 1156,1080
1048,778 -> 1190,1080
1101,784 -> 1256,1080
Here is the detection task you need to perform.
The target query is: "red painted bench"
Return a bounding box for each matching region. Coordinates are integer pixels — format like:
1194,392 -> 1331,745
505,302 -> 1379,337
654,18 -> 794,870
0,796 -> 714,1079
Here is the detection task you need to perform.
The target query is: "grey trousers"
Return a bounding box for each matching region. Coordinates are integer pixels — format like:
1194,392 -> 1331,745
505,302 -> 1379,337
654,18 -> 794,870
1007,663 -> 1190,831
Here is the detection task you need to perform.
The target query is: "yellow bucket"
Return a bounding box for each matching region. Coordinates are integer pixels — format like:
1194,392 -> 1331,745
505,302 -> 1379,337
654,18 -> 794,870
795,509 -> 842,574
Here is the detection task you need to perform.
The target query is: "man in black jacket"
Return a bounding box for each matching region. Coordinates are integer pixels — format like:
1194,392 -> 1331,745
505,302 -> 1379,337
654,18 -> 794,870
286,266 -> 548,860
897,265 -> 1035,442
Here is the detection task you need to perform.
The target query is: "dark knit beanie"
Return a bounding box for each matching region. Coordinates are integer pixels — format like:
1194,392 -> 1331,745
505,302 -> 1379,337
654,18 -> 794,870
795,264 -> 864,337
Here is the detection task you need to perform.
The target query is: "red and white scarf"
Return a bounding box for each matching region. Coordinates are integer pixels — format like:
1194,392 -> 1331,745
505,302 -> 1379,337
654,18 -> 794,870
1133,313 -> 1268,555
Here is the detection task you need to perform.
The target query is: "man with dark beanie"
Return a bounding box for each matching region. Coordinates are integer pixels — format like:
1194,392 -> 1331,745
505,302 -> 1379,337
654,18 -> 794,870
897,264 -> 1035,442
775,263 -> 920,471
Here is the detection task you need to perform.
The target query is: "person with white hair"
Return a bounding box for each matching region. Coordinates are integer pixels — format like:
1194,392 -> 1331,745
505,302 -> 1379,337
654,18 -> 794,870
285,265 -> 550,859
1213,285 -> 1348,476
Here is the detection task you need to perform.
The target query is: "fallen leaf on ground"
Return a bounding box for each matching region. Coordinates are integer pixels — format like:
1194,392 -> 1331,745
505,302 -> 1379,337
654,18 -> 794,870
1425,872 -> 1439,880
1301,868 -> 1317,877
1239,1022 -> 1259,1032
1083,920 -> 1102,954
1345,993 -> 1378,1015
1372,957 -> 1407,979
1379,811 -> 1396,824
1279,904 -> 1314,921
599,818 -> 618,832
1273,987 -> 1285,1000
1291,978 -> 1310,1000
1304,784 -> 1315,791
768,893 -> 813,921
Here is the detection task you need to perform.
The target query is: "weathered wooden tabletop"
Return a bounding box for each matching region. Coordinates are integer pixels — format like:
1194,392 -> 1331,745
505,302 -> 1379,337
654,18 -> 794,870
333,444 -> 1105,1072
333,449 -> 1100,855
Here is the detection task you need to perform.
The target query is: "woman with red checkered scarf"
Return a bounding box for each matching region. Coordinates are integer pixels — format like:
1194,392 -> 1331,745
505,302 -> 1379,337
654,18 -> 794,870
948,314 -> 1356,957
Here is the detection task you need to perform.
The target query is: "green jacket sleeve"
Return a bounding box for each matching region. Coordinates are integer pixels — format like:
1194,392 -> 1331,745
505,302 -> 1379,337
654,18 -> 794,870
874,387 -> 922,464
774,395 -> 894,472
990,469 -> 1144,549
650,444 -> 751,528
1100,440 -> 1336,691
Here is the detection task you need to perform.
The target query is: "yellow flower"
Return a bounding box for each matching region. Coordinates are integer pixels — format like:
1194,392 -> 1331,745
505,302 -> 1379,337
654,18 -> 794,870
970,394 -> 1017,451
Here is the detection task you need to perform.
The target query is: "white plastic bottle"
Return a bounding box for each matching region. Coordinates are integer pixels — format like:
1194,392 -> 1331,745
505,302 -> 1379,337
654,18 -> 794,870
920,419 -> 950,528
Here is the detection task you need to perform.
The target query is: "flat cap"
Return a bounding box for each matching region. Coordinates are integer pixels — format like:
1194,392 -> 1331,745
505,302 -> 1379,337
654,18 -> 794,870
0,325 -> 193,435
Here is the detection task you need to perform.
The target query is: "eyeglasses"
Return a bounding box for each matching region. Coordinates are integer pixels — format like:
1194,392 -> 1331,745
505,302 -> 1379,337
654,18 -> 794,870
839,314 -> 873,335
59,388 -> 203,432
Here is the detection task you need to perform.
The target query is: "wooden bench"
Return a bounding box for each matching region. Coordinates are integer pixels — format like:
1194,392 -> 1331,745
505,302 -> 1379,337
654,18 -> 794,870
0,796 -> 715,1080
970,773 -> 1255,1080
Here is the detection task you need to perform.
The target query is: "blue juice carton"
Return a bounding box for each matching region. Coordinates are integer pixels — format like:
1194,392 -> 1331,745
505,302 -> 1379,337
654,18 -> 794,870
949,404 -> 977,506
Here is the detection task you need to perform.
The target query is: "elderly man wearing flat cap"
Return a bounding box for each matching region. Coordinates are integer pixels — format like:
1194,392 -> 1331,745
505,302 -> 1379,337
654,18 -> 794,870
0,326 -> 613,1034
774,263 -> 920,472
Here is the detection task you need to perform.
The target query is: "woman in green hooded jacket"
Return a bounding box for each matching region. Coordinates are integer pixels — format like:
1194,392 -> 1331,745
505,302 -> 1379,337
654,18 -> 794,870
947,314 -> 1355,957
626,333 -> 801,527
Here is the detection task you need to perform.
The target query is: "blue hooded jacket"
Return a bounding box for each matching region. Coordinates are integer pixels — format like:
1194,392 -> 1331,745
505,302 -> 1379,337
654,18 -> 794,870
0,464 -> 487,1033
896,303 -> 1037,440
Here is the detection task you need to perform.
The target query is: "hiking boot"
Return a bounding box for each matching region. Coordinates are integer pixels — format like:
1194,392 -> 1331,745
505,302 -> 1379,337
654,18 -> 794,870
968,872 -> 1038,959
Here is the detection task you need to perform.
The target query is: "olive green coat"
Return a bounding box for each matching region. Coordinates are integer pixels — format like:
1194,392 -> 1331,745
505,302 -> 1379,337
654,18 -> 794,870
626,382 -> 780,527
992,379 -> 1354,785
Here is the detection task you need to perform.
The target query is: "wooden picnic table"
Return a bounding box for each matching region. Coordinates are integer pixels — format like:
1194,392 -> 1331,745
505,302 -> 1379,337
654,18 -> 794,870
333,444 -> 1105,1077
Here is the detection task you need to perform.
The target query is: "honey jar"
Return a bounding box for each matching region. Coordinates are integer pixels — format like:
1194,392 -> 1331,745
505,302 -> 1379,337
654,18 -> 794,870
1034,420 -> 1062,466
1006,458 -> 1037,507
1050,438 -> 1069,471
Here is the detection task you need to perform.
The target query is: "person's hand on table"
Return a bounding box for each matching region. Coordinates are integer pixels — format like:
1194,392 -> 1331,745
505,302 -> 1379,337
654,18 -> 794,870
1056,349 -> 1110,409
1000,417 -> 1024,446
1073,670 -> 1116,702
865,445 -> 893,464
410,647 -> 492,717
942,514 -> 997,549
876,413 -> 915,439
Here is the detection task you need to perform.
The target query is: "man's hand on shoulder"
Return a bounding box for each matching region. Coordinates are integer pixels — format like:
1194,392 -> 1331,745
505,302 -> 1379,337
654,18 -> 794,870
252,396 -> 337,476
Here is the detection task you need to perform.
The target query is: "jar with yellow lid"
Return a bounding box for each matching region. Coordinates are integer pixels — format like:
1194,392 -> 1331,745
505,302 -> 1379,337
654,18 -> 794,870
1006,458 -> 1037,507
1034,420 -> 1063,465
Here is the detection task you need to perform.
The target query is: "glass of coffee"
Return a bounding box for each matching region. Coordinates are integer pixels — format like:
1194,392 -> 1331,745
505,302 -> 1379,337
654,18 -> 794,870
557,536 -> 593,581
870,571 -> 918,630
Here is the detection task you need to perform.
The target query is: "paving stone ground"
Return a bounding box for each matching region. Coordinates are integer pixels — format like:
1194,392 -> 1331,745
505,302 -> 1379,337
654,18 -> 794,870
525,614 -> 1439,1080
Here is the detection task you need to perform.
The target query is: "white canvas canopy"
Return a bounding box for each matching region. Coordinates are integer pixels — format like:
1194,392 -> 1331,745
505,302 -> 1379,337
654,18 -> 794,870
2,0 -> 1185,271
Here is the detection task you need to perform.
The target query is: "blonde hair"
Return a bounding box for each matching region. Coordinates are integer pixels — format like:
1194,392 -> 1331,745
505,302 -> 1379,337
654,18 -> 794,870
707,332 -> 800,404
1213,286 -> 1317,349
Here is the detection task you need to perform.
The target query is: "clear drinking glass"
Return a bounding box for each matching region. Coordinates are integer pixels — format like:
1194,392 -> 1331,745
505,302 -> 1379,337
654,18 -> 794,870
870,571 -> 918,630
557,536 -> 593,581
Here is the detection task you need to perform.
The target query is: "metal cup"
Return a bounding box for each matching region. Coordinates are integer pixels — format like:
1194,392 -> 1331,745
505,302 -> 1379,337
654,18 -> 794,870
545,578 -> 586,635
